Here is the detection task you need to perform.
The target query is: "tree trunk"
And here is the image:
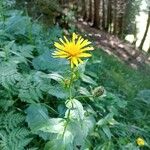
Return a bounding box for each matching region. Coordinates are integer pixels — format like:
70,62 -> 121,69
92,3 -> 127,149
133,23 -> 137,46
148,45 -> 150,53
83,0 -> 88,20
106,0 -> 112,32
93,0 -> 100,28
59,0 -> 64,4
139,9 -> 150,50
113,0 -> 117,34
87,0 -> 93,22
102,0 -> 105,29
118,15 -> 123,38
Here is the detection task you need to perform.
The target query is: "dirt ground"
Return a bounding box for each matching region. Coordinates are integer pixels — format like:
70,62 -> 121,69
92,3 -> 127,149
77,20 -> 150,72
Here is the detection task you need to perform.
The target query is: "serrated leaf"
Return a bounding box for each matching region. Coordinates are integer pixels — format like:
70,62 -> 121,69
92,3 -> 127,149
40,118 -> 65,134
25,104 -> 50,133
40,72 -> 64,82
48,85 -> 69,99
65,99 -> 85,120
32,51 -> 69,73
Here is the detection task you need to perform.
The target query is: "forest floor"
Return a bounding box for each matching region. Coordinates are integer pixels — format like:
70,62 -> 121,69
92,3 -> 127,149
77,20 -> 150,72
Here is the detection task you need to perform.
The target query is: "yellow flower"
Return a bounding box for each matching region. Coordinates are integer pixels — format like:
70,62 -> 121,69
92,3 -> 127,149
136,137 -> 145,146
52,33 -> 94,68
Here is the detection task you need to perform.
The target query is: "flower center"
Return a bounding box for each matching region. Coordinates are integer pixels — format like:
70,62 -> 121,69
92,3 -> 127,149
68,44 -> 80,56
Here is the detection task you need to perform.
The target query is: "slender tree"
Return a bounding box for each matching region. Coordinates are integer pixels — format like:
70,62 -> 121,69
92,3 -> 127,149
113,0 -> 117,34
82,0 -> 88,20
148,43 -> 150,53
87,0 -> 93,22
139,8 -> 150,50
106,0 -> 112,32
93,0 -> 100,28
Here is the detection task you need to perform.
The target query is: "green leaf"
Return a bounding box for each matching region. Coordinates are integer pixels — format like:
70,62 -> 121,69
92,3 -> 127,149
40,72 -> 64,83
102,126 -> 112,140
40,118 -> 65,134
44,132 -> 73,150
44,140 -> 65,150
80,74 -> 97,86
97,113 -> 114,126
48,85 -> 69,99
123,143 -> 140,150
32,51 -> 69,73
65,99 -> 85,120
136,89 -> 150,104
25,104 -> 50,133
78,87 -> 91,96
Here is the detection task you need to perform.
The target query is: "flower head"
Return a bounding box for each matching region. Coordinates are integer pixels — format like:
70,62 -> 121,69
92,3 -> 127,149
136,137 -> 145,146
52,33 -> 94,68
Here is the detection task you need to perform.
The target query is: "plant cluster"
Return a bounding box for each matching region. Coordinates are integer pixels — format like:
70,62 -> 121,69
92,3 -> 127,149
0,4 -> 150,150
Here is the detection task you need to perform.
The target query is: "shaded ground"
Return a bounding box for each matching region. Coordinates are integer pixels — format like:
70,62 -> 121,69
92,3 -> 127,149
77,20 -> 150,71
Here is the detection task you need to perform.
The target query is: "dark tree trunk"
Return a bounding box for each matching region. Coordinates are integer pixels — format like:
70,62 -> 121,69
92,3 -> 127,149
148,45 -> 150,53
118,15 -> 123,38
93,0 -> 100,28
83,0 -> 88,20
87,0 -> 93,22
139,9 -> 150,50
102,0 -> 105,29
133,23 -> 137,46
59,0 -> 64,4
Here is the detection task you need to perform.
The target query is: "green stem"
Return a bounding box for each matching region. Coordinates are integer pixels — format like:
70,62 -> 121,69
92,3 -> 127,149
69,68 -> 74,100
4,47 -> 9,61
63,68 -> 75,137
62,108 -> 71,136
74,95 -> 93,99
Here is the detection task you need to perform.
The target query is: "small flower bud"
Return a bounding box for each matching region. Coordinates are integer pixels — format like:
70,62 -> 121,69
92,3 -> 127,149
92,86 -> 105,97
63,79 -> 71,88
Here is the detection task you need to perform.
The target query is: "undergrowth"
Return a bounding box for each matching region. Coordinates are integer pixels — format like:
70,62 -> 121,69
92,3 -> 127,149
0,3 -> 149,150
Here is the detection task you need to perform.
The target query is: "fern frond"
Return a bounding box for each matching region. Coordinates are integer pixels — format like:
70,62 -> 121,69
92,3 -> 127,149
0,64 -> 21,89
0,111 -> 32,150
2,111 -> 25,131
17,72 -> 50,103
0,99 -> 14,111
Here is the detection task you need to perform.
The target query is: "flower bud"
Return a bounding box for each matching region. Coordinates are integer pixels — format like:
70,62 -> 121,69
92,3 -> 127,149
92,86 -> 105,97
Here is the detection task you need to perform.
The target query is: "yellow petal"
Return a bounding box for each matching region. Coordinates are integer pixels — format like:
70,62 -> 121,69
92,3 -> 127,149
59,38 -> 66,45
53,55 -> 68,58
78,58 -> 83,64
72,33 -> 78,42
81,46 -> 94,51
53,50 -> 68,56
52,50 -> 69,58
79,40 -> 91,48
71,57 -> 78,66
64,36 -> 70,43
76,36 -> 84,45
78,53 -> 92,57
54,42 -> 65,51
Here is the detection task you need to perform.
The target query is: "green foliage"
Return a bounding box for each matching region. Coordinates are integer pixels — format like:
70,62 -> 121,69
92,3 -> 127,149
26,101 -> 95,150
0,111 -> 32,150
0,4 -> 149,150
15,0 -> 60,25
